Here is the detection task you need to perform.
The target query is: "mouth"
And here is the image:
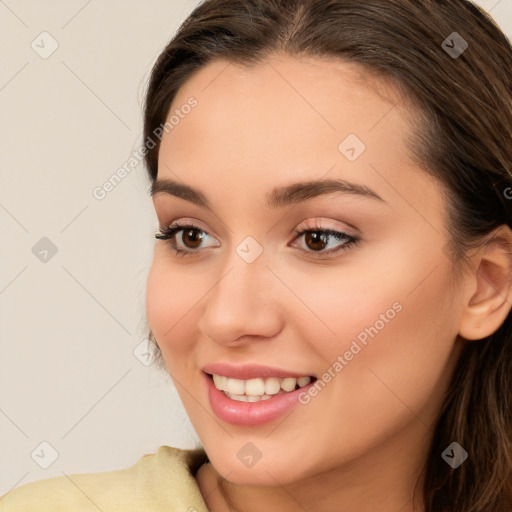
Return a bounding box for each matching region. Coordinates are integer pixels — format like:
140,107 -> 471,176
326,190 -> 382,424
201,363 -> 318,425
205,372 -> 317,403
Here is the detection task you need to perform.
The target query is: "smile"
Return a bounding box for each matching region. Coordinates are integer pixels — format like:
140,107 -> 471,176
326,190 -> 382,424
211,374 -> 313,402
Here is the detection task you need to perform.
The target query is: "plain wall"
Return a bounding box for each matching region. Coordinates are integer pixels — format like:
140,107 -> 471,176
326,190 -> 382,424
1,0 -> 511,495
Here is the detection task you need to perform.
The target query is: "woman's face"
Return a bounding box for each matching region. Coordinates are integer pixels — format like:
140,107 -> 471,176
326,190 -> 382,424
146,55 -> 465,486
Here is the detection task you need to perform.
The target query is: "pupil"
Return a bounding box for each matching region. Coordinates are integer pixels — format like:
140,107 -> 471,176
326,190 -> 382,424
184,229 -> 203,248
306,232 -> 327,251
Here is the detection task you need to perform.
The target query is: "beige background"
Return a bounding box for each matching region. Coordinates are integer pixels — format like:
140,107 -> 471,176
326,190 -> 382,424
1,0 -> 511,495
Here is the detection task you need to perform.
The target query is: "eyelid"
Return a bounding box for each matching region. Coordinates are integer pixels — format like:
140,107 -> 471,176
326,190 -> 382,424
295,218 -> 357,236
163,217 -> 214,236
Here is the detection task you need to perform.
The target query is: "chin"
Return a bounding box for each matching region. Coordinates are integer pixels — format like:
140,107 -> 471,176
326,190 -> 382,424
201,440 -> 313,487
216,461 -> 294,487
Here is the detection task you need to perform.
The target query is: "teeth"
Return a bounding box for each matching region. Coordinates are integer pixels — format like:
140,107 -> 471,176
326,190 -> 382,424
281,377 -> 297,392
227,378 -> 245,395
225,392 -> 273,402
244,378 -> 265,395
265,377 -> 281,395
212,374 -> 228,391
297,376 -> 311,387
212,373 -> 313,400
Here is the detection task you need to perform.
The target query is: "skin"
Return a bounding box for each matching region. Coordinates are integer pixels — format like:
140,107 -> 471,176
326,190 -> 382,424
145,54 -> 512,512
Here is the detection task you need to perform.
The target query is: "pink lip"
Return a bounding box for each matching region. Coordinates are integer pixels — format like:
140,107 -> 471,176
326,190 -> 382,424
203,372 -> 316,426
202,363 -> 314,380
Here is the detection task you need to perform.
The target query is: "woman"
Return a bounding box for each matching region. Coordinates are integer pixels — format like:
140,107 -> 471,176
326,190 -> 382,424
2,0 -> 511,511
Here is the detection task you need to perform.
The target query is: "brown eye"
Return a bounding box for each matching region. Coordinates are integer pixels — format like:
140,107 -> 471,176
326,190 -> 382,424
181,228 -> 204,249
291,228 -> 360,258
155,222 -> 219,256
304,231 -> 329,251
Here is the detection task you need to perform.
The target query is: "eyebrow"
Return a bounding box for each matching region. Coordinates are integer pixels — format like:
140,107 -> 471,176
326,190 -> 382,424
150,177 -> 387,210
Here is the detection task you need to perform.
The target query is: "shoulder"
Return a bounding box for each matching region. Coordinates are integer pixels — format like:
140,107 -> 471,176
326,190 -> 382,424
0,445 -> 209,512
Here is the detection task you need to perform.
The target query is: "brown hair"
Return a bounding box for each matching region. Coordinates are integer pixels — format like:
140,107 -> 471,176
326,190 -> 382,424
141,1 -> 512,510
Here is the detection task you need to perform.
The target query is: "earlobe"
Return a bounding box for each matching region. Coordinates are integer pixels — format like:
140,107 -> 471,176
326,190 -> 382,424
458,225 -> 512,341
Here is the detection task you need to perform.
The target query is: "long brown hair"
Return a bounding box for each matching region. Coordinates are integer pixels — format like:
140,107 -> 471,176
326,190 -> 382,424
141,1 -> 512,510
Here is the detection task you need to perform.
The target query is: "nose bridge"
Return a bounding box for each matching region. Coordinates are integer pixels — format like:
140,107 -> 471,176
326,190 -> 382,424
215,229 -> 271,302
198,243 -> 281,344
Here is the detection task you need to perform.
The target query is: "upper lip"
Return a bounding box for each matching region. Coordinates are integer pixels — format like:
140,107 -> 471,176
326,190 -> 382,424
203,363 -> 315,380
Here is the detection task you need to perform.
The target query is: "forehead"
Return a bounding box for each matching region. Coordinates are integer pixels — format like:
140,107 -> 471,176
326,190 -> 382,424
155,54 -> 442,222
170,55 -> 406,130
161,56 -> 409,161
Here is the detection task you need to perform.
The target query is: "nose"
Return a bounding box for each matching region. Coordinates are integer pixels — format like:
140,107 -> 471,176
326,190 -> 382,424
197,252 -> 283,347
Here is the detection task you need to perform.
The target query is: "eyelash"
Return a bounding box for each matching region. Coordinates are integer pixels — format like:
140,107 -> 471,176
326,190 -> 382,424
154,221 -> 361,259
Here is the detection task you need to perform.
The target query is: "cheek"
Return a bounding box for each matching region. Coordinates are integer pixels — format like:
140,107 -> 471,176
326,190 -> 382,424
271,269 -> 456,477
291,244 -> 458,410
301,241 -> 457,372
319,261 -> 457,436
145,256 -> 204,362
274,262 -> 402,359
361,270 -> 459,400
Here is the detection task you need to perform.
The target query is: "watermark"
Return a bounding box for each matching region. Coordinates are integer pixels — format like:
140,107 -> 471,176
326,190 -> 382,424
133,337 -> 158,367
92,96 -> 198,201
441,32 -> 468,59
236,236 -> 263,263
503,187 -> 512,200
299,301 -> 403,405
237,442 -> 263,468
32,236 -> 58,263
338,133 -> 366,162
31,441 -> 59,469
441,442 -> 468,468
31,31 -> 59,59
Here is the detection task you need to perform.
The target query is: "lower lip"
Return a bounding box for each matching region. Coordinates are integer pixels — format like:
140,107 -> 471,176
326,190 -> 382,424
204,372 -> 315,426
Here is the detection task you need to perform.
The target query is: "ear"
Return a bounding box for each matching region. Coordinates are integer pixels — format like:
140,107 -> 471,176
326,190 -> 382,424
458,225 -> 512,341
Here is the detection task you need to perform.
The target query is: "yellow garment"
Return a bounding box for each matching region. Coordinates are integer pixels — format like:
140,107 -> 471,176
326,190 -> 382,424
0,445 -> 211,511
